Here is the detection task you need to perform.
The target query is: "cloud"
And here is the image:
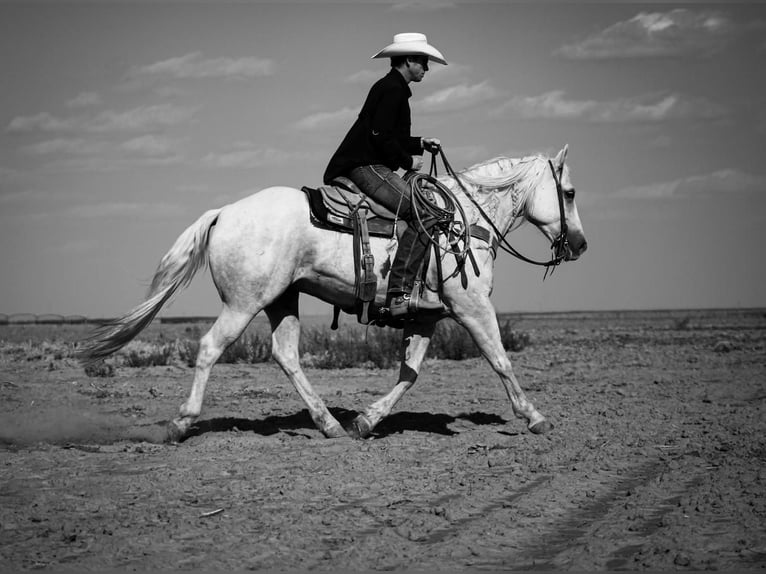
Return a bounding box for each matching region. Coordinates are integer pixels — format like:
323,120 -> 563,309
89,104 -> 197,132
50,239 -> 100,255
616,169 -> 766,199
344,62 -> 469,86
67,92 -> 102,108
495,90 -> 727,123
292,107 -> 358,132
389,0 -> 457,12
424,62 -> 471,83
758,109 -> 766,133
202,142 -> 315,169
18,135 -> 184,171
0,188 -> 90,206
0,166 -> 28,187
22,138 -> 105,156
7,113 -> 77,132
344,70 -> 380,85
0,192 -> 179,221
7,104 -> 197,134
414,81 -> 502,113
133,52 -> 276,80
64,201 -> 179,219
443,144 -> 489,165
44,153 -> 184,172
556,8 -> 734,59
120,134 -> 182,158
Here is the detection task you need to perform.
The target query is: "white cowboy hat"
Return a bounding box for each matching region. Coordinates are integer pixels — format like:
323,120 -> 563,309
372,33 -> 447,66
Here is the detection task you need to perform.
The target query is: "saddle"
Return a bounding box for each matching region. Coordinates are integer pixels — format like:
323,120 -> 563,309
302,177 -> 403,326
301,176 -> 499,328
301,177 -> 401,238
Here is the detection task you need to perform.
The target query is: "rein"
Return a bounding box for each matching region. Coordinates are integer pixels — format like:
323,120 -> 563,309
434,148 -> 569,278
405,169 -> 471,259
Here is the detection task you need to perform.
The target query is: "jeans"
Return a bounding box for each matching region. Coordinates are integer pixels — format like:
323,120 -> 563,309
348,165 -> 438,295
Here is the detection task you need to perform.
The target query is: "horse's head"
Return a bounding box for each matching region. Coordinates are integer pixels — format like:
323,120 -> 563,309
525,145 -> 588,262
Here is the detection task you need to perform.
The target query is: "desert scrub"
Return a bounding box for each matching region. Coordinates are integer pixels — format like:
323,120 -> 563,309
429,318 -> 530,358
220,332 -> 271,364
300,325 -> 401,369
0,340 -> 73,363
177,332 -> 272,367
84,360 -> 116,378
122,341 -> 174,367
299,318 -> 529,369
170,317 -> 530,370
499,320 -> 531,352
429,320 -> 480,360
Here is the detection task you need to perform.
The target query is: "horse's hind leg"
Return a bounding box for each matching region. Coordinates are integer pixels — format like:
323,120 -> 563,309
350,320 -> 436,439
265,289 -> 347,439
167,305 -> 254,442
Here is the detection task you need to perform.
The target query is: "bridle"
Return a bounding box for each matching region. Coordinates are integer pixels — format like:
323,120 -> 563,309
433,149 -> 569,278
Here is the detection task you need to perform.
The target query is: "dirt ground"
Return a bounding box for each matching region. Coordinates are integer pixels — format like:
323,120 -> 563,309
1,308 -> 764,571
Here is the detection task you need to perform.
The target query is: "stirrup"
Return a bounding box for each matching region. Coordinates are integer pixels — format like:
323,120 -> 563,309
386,291 -> 444,318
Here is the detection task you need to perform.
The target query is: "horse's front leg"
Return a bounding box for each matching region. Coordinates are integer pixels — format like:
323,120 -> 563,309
452,294 -> 552,434
349,320 -> 436,439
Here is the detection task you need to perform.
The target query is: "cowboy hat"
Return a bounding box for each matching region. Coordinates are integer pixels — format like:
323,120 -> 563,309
372,33 -> 447,66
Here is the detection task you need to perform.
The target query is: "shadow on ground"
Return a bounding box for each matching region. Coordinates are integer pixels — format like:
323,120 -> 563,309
0,407 -> 510,447
184,408 -> 509,441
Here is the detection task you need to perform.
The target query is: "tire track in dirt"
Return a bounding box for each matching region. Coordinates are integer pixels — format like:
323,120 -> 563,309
337,472 -> 553,546
499,460 -> 706,570
416,474 -> 553,545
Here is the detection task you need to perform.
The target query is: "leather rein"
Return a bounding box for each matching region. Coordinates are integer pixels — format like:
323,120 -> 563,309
432,148 -> 569,278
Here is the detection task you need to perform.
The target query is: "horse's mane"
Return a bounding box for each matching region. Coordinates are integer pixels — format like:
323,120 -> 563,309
459,155 -> 546,192
455,155 -> 549,221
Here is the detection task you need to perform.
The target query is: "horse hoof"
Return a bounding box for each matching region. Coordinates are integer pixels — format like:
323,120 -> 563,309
529,419 -> 554,435
323,424 -> 349,439
348,415 -> 373,440
165,420 -> 186,444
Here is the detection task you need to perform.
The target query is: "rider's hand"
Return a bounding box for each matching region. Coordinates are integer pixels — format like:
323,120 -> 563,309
410,155 -> 424,171
422,137 -> 441,153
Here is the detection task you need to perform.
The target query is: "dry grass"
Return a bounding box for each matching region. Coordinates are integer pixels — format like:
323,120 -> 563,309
1,316 -> 530,372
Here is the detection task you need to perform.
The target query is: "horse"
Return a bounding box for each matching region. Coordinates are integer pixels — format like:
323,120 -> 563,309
78,145 -> 587,442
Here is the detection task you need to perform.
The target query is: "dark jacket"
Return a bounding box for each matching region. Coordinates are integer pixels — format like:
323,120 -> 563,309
324,69 -> 423,184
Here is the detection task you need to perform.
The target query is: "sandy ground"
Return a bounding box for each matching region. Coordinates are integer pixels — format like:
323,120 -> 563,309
1,308 -> 764,571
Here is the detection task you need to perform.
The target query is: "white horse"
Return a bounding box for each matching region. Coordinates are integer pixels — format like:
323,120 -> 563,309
79,145 -> 587,442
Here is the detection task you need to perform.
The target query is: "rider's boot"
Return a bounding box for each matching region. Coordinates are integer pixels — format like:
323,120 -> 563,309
387,289 -> 445,318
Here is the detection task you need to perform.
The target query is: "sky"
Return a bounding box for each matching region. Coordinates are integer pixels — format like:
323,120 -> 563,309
1,0 -> 765,319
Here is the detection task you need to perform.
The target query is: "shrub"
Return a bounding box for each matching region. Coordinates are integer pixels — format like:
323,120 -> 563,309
300,326 -> 401,369
168,317 -> 530,371
429,318 -> 530,358
123,343 -> 174,367
84,360 -> 116,378
220,332 -> 271,364
430,320 -> 480,360
177,332 -> 272,367
177,338 -> 200,367
499,320 -> 531,352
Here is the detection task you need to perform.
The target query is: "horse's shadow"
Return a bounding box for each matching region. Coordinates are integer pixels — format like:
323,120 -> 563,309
182,408 -> 508,441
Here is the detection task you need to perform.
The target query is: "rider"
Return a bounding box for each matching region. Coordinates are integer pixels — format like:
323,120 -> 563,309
323,33 -> 446,318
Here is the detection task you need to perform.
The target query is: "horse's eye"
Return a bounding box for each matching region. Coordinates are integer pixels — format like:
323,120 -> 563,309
565,188 -> 576,200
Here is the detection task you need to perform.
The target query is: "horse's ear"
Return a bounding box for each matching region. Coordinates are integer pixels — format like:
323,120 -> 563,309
554,144 -> 569,168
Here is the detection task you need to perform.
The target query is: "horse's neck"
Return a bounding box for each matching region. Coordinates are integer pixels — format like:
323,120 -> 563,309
442,174 -> 521,234
445,155 -> 547,233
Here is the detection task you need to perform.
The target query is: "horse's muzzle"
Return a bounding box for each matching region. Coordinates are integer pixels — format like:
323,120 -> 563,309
565,236 -> 588,261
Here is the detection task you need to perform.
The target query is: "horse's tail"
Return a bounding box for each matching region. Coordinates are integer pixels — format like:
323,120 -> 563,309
77,207 -> 223,364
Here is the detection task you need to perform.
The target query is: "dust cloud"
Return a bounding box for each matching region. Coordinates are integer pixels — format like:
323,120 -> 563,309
0,407 -> 166,446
